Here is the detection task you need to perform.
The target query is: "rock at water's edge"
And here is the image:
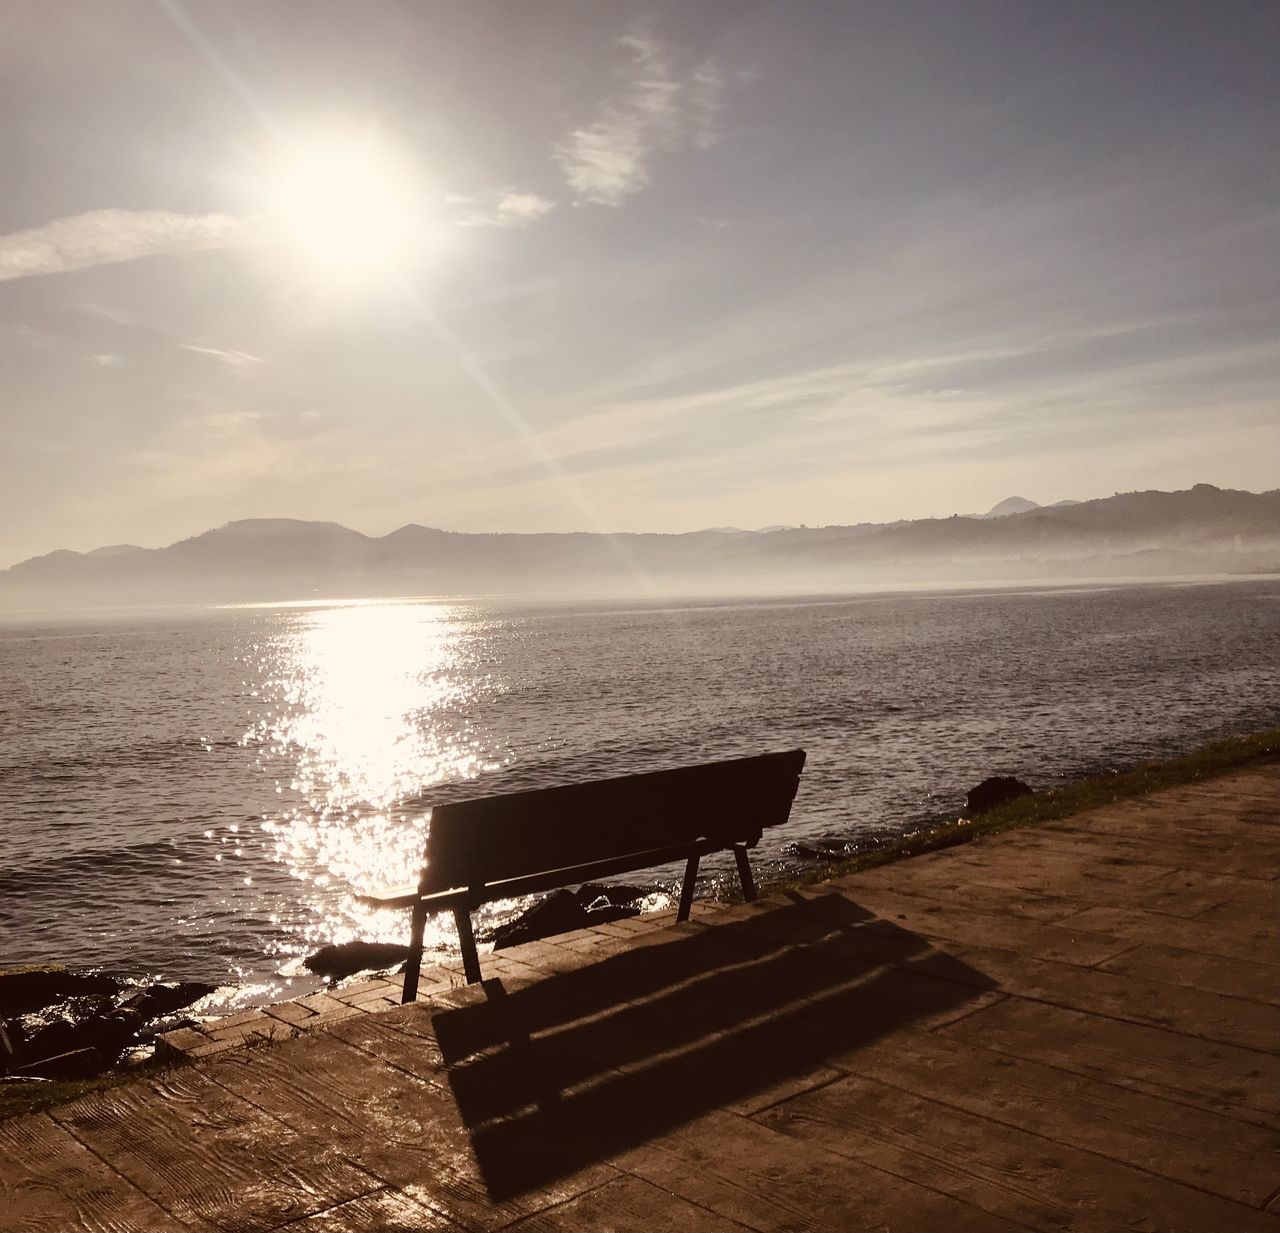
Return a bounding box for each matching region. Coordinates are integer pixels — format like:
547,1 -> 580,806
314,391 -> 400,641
492,886 -> 648,950
576,882 -> 655,909
3,976 -> 231,1080
493,889 -> 587,950
304,941 -> 412,981
966,776 -> 1033,814
18,1008 -> 141,1070
119,982 -> 216,1021
0,966 -> 120,1016
784,838 -> 856,861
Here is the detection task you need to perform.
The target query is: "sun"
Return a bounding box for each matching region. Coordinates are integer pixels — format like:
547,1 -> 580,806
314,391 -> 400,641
262,130 -> 427,285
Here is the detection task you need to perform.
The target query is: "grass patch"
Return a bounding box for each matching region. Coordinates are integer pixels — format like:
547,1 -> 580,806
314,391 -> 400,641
752,726 -> 1280,898
0,1019 -> 306,1123
0,1064 -> 159,1123
0,1021 -> 306,1123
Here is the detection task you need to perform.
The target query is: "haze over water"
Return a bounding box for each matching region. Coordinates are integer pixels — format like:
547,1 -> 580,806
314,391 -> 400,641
2,578 -> 1277,1009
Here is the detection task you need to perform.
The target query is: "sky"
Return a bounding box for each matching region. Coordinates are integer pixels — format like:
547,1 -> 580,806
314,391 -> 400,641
1,0 -> 1278,567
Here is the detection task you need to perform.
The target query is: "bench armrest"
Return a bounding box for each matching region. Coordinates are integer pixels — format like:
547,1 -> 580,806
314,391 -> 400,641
355,884 -> 472,911
355,884 -> 420,910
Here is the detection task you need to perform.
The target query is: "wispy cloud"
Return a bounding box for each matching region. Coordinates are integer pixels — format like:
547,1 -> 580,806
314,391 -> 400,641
444,190 -> 555,229
77,302 -> 137,326
179,342 -> 264,370
187,409 -> 262,435
0,209 -> 257,284
687,59 -> 726,151
555,28 -> 726,206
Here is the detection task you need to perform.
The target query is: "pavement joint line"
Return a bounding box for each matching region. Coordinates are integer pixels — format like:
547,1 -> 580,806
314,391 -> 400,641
843,1066 -> 1278,1213
1189,900 -> 1242,918
322,1015 -> 458,1090
486,1171 -> 624,1233
756,1095 -> 1065,1226
943,1043 -> 1280,1135
48,1104 -> 186,1224
958,985 -> 1280,1060
924,991 -> 1013,1032
255,1180 -> 395,1233
925,1005 -> 1280,1131
1086,939 -> 1145,969
729,1068 -> 852,1120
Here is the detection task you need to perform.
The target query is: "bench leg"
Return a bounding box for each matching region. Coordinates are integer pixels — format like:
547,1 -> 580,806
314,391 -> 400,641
733,844 -> 758,902
677,853 -> 700,922
454,907 -> 483,984
401,900 -> 429,1004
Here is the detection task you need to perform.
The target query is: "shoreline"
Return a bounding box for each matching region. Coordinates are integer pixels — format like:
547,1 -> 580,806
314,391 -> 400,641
753,725 -> 1280,899
4,724 -> 1277,1123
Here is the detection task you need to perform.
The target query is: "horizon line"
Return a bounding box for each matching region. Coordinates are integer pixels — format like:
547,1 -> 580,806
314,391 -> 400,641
7,479 -> 1277,571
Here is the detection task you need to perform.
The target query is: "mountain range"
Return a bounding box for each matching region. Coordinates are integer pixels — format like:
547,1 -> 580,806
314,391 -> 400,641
4,484 -> 1278,610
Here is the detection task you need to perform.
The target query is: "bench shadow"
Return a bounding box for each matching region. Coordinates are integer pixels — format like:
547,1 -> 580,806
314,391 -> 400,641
428,892 -> 997,1200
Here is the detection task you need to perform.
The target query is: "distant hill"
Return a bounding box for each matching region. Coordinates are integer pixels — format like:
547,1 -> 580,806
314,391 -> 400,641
3,484 -> 1278,609
982,496 -> 1041,518
974,496 -> 1081,518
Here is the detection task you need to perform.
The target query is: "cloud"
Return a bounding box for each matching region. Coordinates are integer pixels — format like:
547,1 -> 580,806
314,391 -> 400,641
444,190 -> 555,229
179,342 -> 264,370
0,209 -> 257,283
687,59 -> 726,151
191,409 -> 261,435
77,302 -> 137,326
555,28 -> 725,206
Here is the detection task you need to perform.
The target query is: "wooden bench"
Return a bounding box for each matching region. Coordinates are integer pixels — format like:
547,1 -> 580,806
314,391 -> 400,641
361,749 -> 806,1001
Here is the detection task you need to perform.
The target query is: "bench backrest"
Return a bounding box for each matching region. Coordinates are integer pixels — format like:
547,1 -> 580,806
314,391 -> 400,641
421,749 -> 806,894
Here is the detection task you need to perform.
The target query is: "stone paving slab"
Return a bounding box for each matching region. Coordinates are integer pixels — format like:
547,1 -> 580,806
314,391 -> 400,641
3,763 -> 1279,1232
155,971 -> 465,1062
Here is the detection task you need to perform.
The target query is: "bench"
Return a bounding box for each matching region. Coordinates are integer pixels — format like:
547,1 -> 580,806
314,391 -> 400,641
360,749 -> 806,1001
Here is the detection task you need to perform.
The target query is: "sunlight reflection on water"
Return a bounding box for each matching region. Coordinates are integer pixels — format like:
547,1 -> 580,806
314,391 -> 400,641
243,601 -> 509,966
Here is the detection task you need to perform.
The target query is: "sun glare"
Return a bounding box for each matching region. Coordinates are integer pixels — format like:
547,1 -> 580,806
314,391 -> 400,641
262,130 -> 428,284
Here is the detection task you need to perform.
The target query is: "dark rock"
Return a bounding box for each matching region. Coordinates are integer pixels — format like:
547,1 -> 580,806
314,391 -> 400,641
583,904 -> 640,928
11,995 -> 116,1072
304,941 -> 411,981
0,966 -> 120,1016
20,1008 -> 141,1067
966,776 -> 1033,814
492,888 -> 646,950
493,889 -> 588,950
17,993 -> 114,1035
2,975 -> 219,1078
783,838 -> 856,861
118,982 -> 216,1022
14,1047 -> 106,1081
576,882 -> 656,910
20,1019 -> 80,1063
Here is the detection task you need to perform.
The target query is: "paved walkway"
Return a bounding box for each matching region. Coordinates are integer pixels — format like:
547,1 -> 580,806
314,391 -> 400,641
3,767 -> 1279,1232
